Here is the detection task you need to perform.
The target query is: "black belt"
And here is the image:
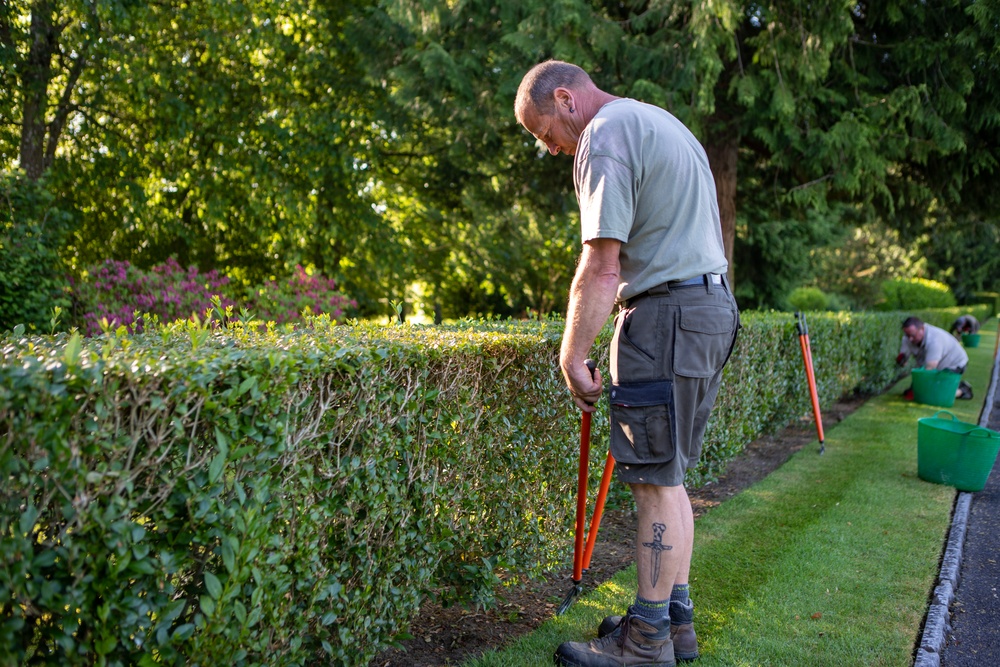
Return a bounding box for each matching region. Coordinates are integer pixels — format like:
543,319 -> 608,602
624,274 -> 723,308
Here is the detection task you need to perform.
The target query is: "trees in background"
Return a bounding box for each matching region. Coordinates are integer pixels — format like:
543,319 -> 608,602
372,0 -> 1000,311
3,0 -> 401,317
1,0 -> 998,326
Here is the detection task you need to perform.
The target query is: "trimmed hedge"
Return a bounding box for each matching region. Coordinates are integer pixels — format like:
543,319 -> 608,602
0,306 -> 989,665
786,286 -> 830,313
877,277 -> 957,311
971,291 -> 999,318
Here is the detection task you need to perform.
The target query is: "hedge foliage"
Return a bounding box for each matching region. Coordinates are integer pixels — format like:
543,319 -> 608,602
877,277 -> 957,311
786,286 -> 830,312
0,305 -> 991,665
972,291 -> 999,317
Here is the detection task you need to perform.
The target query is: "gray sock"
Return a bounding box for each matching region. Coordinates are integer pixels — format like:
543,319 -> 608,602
631,594 -> 670,626
670,583 -> 690,605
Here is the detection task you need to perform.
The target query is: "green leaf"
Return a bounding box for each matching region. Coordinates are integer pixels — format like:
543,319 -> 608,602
33,550 -> 57,567
95,635 -> 117,656
159,599 -> 187,626
214,426 -> 230,457
62,332 -> 83,366
221,538 -> 236,574
204,571 -> 223,600
233,600 -> 247,625
209,451 -> 226,483
19,506 -> 38,537
173,623 -> 195,641
238,376 -> 257,396
200,594 -> 216,617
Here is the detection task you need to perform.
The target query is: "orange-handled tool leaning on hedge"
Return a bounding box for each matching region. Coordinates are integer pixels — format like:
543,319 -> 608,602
557,359 -> 617,616
795,312 -> 825,454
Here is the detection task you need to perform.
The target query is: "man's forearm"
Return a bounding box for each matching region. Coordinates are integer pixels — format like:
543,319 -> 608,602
561,276 -> 618,371
560,239 -> 621,374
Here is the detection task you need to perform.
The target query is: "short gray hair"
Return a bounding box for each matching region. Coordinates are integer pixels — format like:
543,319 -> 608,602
514,60 -> 591,123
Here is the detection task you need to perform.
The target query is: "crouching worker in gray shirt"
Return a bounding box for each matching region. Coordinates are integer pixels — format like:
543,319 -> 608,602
897,316 -> 972,401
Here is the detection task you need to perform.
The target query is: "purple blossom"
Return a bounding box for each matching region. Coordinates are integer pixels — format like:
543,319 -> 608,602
75,258 -> 354,335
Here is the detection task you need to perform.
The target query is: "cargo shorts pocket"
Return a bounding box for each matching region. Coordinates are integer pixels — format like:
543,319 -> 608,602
608,380 -> 676,465
672,305 -> 738,378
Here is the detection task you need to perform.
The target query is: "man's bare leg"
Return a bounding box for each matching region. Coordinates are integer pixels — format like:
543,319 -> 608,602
632,482 -> 694,600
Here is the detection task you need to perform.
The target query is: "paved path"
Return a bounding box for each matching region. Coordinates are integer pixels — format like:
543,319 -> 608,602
916,350 -> 1000,667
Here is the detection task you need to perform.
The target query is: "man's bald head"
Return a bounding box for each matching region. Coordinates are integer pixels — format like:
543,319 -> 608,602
514,60 -> 592,124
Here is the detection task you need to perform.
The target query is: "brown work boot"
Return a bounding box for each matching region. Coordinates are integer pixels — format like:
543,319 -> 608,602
554,614 -> 676,666
667,599 -> 698,661
598,601 -> 698,662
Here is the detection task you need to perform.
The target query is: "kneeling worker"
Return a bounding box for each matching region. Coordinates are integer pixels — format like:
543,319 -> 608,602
897,316 -> 972,400
950,314 -> 980,338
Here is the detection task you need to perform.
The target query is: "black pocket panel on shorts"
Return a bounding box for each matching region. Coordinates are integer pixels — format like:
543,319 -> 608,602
609,380 -> 675,465
672,305 -> 737,379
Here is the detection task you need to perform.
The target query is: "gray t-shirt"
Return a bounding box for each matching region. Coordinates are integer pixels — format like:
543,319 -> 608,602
899,323 -> 969,370
573,98 -> 728,302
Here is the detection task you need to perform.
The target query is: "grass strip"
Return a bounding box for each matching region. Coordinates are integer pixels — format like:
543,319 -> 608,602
466,321 -> 996,667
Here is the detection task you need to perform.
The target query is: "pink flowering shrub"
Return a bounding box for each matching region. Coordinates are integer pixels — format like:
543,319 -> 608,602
249,265 -> 356,325
74,258 -> 235,336
73,260 -> 355,336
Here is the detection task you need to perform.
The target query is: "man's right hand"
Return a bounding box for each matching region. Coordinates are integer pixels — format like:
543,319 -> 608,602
896,353 -> 907,367
563,360 -> 602,412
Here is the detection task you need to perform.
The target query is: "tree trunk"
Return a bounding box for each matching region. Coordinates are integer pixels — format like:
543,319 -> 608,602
19,1 -> 57,181
705,134 -> 738,291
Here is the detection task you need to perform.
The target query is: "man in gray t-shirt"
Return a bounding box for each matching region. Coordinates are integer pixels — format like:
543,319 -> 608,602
574,98 -> 728,300
898,316 -> 972,400
950,314 -> 980,337
515,60 -> 740,667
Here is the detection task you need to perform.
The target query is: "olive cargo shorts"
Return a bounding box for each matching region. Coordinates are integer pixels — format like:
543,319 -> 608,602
609,278 -> 740,487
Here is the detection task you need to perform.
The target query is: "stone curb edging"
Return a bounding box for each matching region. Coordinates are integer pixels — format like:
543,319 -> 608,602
913,347 -> 1000,667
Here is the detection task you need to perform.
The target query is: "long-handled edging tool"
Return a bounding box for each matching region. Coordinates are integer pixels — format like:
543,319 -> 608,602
795,312 -> 825,454
556,359 -> 617,616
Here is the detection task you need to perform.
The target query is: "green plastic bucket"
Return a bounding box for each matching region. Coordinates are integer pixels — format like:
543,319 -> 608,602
962,333 -> 981,348
917,411 -> 1000,492
910,368 -> 962,407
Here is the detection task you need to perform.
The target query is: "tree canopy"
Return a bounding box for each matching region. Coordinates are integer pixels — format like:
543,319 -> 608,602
2,0 -> 998,322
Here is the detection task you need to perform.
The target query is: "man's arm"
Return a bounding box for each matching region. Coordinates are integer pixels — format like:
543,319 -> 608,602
561,238 -> 621,411
923,334 -> 943,369
897,335 -> 909,366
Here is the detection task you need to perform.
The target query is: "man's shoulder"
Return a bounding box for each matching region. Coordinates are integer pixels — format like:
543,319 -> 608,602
595,98 -> 671,125
926,323 -> 949,336
586,99 -> 687,157
926,323 -> 963,349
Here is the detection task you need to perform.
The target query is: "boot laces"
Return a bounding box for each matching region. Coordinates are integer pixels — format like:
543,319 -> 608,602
615,614 -> 633,649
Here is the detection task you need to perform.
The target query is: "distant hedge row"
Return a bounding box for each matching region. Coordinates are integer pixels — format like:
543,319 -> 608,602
0,305 -> 990,665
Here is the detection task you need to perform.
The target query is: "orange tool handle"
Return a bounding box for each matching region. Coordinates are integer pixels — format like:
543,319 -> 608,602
799,333 -> 825,444
583,451 -> 616,570
572,411 -> 591,582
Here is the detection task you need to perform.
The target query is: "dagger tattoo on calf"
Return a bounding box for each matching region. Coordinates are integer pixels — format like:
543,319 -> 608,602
643,522 -> 672,588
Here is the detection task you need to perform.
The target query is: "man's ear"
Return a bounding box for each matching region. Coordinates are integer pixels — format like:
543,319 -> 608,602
553,87 -> 575,112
